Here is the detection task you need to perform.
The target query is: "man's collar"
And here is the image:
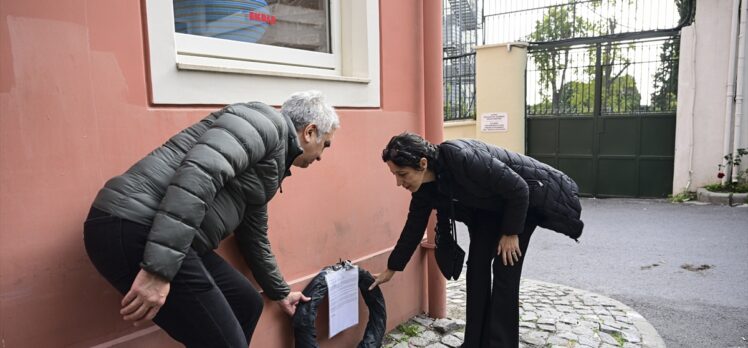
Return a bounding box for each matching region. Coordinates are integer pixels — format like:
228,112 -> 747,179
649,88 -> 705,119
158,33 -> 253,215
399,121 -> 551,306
283,113 -> 304,176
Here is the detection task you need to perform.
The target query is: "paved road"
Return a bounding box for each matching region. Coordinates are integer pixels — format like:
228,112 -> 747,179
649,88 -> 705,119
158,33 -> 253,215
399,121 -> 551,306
455,198 -> 748,347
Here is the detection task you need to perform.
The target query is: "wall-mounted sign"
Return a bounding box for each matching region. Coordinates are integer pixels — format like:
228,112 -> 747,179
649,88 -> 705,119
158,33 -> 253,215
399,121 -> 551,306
481,112 -> 508,132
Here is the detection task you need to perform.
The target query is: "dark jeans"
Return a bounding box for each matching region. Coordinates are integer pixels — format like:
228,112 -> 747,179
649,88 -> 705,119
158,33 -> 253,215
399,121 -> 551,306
463,210 -> 536,348
83,208 -> 263,348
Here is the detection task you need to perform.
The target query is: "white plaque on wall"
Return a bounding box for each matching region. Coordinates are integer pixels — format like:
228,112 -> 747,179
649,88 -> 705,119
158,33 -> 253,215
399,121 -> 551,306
481,112 -> 508,132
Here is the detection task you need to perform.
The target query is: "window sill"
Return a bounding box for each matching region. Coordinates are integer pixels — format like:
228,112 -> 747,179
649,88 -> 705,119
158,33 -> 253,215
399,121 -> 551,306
176,62 -> 370,84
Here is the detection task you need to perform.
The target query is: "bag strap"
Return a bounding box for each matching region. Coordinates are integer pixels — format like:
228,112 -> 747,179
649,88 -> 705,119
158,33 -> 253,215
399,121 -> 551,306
445,171 -> 458,242
436,146 -> 458,241
449,198 -> 458,241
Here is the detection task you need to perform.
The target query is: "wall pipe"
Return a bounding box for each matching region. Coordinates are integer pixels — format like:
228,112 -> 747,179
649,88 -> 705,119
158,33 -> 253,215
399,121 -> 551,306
723,0 -> 741,184
421,0 -> 447,319
685,22 -> 697,192
733,0 -> 747,183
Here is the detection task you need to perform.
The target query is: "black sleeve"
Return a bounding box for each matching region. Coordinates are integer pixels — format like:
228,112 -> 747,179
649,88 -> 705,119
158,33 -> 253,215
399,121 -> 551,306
386,191 -> 433,271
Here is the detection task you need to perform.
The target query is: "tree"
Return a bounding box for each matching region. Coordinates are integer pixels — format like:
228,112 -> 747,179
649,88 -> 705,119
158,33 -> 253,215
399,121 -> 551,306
528,4 -> 593,113
601,74 -> 642,113
558,81 -> 594,113
651,0 -> 693,112
553,75 -> 641,114
528,0 -> 655,115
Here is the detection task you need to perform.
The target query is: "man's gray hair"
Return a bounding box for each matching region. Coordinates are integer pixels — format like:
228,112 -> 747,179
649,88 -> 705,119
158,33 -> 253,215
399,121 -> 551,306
281,90 -> 340,140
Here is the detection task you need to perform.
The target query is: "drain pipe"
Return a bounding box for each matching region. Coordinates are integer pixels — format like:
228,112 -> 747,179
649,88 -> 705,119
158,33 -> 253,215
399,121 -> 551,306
422,0 -> 447,319
723,0 -> 741,184
685,22 -> 698,192
733,0 -> 748,183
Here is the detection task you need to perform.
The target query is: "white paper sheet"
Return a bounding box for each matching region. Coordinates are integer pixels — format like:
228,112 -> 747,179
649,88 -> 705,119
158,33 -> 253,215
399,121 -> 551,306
324,266 -> 359,338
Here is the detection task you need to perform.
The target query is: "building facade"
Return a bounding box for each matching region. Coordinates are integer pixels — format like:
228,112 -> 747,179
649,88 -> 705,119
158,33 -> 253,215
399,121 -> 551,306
0,1 -> 445,346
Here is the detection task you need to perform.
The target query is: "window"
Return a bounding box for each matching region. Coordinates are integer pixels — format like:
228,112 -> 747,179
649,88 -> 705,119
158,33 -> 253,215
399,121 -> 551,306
145,0 -> 380,106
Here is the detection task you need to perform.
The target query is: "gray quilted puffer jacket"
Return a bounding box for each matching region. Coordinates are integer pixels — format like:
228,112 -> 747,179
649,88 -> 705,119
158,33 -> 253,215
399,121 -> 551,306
91,102 -> 302,300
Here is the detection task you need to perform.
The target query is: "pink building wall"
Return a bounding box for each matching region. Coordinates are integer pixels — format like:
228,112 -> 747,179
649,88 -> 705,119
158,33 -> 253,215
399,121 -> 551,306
0,1 -> 442,346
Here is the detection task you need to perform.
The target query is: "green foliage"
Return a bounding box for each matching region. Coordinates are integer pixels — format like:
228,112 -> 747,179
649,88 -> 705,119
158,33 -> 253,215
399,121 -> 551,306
528,5 -> 595,107
669,191 -> 696,203
444,83 -> 475,120
651,38 -> 680,112
602,74 -> 642,113
715,148 -> 748,191
558,81 -> 594,113
651,0 -> 692,112
529,75 -> 641,114
704,183 -> 748,194
397,323 -> 421,337
609,331 -> 625,346
444,101 -> 475,120
527,1 -> 643,115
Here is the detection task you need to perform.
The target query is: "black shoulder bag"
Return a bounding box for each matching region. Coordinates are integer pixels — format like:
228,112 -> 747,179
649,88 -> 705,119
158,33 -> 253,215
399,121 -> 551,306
434,172 -> 466,280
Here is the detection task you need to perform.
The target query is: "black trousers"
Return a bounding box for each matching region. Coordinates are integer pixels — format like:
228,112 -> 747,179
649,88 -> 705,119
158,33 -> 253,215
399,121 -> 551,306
463,211 -> 536,348
83,208 -> 263,348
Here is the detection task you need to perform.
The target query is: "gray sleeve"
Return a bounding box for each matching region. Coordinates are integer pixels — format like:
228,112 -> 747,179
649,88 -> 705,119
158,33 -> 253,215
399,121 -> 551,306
234,205 -> 291,300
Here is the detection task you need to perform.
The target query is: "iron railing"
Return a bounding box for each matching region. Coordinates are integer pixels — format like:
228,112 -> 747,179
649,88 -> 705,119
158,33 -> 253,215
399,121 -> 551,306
444,52 -> 477,121
443,0 -> 691,120
482,0 -> 694,46
443,0 -> 478,121
526,39 -> 681,116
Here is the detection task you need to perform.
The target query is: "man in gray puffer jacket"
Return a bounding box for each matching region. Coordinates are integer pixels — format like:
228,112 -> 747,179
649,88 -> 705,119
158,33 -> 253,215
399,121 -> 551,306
83,91 -> 338,347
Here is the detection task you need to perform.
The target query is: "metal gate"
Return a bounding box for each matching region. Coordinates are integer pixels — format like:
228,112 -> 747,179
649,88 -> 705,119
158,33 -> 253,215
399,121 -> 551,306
481,0 -> 694,197
527,39 -> 679,197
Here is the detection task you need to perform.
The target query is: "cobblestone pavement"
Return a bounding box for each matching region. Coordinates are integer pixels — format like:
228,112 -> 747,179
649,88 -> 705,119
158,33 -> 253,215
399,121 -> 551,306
383,278 -> 665,348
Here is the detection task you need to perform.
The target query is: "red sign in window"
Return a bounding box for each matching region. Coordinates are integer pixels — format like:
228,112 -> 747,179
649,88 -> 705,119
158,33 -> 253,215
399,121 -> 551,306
248,11 -> 277,25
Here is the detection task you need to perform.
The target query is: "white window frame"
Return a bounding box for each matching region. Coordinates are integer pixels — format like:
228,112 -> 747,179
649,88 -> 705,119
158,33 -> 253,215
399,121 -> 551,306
145,0 -> 380,107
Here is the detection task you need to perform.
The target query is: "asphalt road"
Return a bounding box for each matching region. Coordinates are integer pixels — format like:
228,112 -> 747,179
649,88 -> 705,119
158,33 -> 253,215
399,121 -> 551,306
455,198 -> 748,347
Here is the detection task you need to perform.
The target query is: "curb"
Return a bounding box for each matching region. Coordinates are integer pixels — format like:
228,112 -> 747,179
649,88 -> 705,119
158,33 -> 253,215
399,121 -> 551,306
696,188 -> 748,206
528,279 -> 666,348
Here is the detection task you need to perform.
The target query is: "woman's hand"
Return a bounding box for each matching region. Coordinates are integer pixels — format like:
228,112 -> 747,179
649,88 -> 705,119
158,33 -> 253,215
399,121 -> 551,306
497,234 -> 521,266
368,269 -> 395,290
121,269 -> 171,326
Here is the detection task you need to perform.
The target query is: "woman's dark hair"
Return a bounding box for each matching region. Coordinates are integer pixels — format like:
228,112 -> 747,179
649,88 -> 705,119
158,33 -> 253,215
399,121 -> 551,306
381,132 -> 438,170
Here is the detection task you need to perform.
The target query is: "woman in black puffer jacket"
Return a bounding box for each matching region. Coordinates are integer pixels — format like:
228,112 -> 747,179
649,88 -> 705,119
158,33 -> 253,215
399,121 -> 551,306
369,132 -> 583,348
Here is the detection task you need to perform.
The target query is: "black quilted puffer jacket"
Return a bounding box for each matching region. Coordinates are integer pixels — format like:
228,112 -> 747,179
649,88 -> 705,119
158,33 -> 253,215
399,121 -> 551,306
388,139 -> 583,272
91,102 -> 302,300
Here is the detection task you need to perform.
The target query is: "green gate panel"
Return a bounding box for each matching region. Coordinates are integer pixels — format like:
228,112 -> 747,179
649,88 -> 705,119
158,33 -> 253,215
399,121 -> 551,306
558,158 -> 594,196
640,115 -> 676,156
526,41 -> 677,198
598,117 -> 639,156
532,155 -> 559,169
638,159 -> 674,197
596,158 -> 637,197
559,118 -> 594,155
527,119 -> 557,155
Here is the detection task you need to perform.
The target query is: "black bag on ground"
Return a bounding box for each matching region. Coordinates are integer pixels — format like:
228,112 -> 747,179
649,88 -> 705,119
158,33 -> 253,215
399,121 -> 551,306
292,266 -> 386,348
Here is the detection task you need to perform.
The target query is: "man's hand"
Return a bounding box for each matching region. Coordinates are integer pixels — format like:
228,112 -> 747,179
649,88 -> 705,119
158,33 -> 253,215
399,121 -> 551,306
121,269 -> 171,326
277,291 -> 311,316
497,234 -> 521,266
368,269 -> 395,290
